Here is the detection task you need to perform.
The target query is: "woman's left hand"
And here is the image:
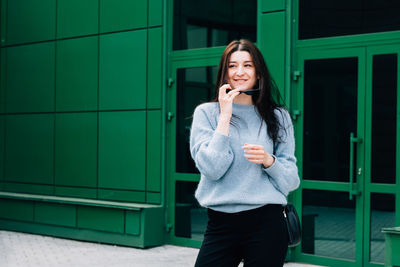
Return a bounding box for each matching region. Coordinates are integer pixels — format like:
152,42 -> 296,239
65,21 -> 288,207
242,144 -> 275,168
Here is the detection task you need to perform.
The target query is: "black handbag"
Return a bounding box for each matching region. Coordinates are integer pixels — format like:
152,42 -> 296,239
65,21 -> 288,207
283,203 -> 301,247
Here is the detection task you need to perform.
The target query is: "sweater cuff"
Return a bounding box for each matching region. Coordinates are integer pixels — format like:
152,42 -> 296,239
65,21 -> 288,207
262,154 -> 282,177
208,131 -> 231,153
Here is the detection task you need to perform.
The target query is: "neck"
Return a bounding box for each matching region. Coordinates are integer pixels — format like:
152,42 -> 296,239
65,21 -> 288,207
233,94 -> 253,105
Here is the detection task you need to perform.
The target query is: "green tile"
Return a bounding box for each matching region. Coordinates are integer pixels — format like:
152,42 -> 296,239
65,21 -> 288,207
3,183 -> 53,195
146,110 -> 161,192
6,0 -> 56,45
0,49 -> 5,113
54,186 -> 97,199
147,27 -> 162,109
149,0 -> 162,27
99,111 -> 146,191
0,198 -> 34,221
98,189 -> 145,203
100,0 -> 147,33
1,1 -> 6,46
57,0 -> 98,38
5,114 -> 54,184
261,0 -> 285,13
35,202 -> 76,227
6,42 -> 55,113
77,206 -> 124,233
55,113 -> 97,187
99,30 -> 147,110
56,37 -> 98,112
260,12 -> 285,95
0,116 -> 4,181
126,210 -> 141,235
146,192 -> 161,204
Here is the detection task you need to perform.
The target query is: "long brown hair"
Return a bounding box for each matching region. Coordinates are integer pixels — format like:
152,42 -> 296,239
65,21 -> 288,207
212,39 -> 286,143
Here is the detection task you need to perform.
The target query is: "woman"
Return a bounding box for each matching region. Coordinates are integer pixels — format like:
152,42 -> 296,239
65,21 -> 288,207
189,39 -> 300,267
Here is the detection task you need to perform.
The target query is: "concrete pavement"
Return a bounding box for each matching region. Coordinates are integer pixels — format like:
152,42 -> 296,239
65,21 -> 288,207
0,230 -> 322,267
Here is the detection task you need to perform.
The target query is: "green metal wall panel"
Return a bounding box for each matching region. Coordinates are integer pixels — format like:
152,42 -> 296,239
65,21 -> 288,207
98,189 -> 145,203
0,115 -> 4,182
0,49 -> 5,113
126,210 -> 141,235
0,198 -> 34,221
260,11 -> 285,97
261,0 -> 285,13
55,113 -> 97,187
99,30 -> 147,110
98,111 -> 146,191
2,183 -> 53,195
147,27 -> 163,109
77,206 -> 124,233
149,0 -> 163,27
54,186 -> 97,199
35,202 -> 76,227
146,192 -> 161,204
146,110 -> 161,192
6,0 -> 56,45
5,114 -> 54,184
6,42 -> 55,113
56,36 -> 98,112
57,0 -> 99,39
100,0 -> 148,33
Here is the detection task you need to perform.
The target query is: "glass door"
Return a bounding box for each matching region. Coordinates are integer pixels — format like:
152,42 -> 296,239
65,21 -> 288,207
295,48 -> 366,267
363,44 -> 400,266
166,52 -> 221,247
295,45 -> 400,267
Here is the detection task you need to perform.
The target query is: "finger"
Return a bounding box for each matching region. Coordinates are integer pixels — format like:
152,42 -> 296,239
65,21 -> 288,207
242,144 -> 264,150
247,159 -> 265,164
244,150 -> 264,155
227,90 -> 241,99
244,154 -> 264,160
219,84 -> 232,96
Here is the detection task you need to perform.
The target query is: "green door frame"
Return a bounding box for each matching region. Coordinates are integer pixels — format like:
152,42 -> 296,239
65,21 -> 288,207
293,44 -> 400,267
294,47 -> 366,267
363,44 -> 400,267
165,47 -> 222,247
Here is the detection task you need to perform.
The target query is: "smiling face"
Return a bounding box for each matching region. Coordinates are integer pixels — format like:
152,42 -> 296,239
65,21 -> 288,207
226,51 -> 258,91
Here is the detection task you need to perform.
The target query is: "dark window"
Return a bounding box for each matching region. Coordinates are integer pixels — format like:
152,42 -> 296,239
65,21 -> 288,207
371,54 -> 397,184
173,0 -> 257,50
299,0 -> 400,40
176,66 -> 218,173
303,57 -> 358,182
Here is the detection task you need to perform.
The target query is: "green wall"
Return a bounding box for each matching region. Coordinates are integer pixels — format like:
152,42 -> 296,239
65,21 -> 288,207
0,0 -> 163,204
0,0 -> 165,247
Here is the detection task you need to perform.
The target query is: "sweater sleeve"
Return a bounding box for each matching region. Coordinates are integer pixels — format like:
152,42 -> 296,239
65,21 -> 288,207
262,109 -> 300,196
189,105 -> 234,180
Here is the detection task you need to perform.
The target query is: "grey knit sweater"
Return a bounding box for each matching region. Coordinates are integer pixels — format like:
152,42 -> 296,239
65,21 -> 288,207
189,102 -> 300,213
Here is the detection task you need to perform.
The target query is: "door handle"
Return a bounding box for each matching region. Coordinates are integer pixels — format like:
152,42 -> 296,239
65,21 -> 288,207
349,132 -> 362,200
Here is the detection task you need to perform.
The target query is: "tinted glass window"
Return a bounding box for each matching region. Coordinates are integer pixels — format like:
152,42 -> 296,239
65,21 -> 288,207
299,0 -> 400,40
173,0 -> 257,50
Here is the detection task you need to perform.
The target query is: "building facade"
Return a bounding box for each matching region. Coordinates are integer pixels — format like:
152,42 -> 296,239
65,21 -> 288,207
0,0 -> 399,266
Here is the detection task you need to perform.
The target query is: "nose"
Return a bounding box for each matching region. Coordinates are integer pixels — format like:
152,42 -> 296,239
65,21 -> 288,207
236,65 -> 244,76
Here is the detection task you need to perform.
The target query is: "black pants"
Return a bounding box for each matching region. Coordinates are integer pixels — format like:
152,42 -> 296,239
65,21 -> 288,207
194,204 -> 288,267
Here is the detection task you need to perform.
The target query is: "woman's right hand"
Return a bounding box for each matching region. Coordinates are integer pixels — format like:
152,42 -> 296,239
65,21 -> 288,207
218,84 -> 241,120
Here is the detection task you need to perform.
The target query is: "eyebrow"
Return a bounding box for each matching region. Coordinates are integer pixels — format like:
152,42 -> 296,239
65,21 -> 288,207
228,61 -> 253,63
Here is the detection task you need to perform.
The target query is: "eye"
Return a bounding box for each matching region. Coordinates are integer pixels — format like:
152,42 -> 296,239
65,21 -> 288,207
228,64 -> 236,68
245,64 -> 253,67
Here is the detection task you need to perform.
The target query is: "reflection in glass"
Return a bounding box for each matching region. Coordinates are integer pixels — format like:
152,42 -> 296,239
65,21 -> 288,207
370,193 -> 395,263
302,190 -> 356,260
299,0 -> 400,40
303,58 -> 358,181
175,181 -> 207,240
176,66 -> 218,173
371,54 -> 397,184
173,0 -> 256,50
